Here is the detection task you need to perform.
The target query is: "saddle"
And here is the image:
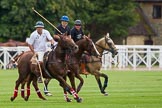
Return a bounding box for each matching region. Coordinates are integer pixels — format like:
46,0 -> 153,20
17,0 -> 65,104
43,51 -> 53,78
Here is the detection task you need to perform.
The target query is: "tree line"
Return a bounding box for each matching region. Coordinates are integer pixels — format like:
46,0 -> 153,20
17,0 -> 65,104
0,0 -> 139,42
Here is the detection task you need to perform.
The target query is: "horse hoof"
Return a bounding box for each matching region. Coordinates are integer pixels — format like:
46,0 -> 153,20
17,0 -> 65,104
41,97 -> 47,100
24,96 -> 29,101
74,97 -> 82,103
66,98 -> 72,102
10,97 -> 15,101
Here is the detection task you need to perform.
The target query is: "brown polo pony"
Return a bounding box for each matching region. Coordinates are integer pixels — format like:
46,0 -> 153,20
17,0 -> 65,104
42,37 -> 100,102
10,34 -> 83,102
62,37 -> 100,101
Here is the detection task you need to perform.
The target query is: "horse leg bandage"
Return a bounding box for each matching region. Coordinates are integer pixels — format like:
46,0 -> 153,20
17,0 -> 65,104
64,91 -> 69,100
36,89 -> 43,98
13,88 -> 18,97
27,86 -> 30,96
70,88 -> 78,98
21,89 -> 25,98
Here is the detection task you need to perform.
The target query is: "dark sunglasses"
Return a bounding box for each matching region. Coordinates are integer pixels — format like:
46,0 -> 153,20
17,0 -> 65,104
75,24 -> 81,26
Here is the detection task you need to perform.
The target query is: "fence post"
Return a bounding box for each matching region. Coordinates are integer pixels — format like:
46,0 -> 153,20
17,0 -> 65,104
159,47 -> 162,68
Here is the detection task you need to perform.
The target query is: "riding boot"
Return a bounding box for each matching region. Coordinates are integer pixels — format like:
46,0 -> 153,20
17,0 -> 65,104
81,63 -> 89,75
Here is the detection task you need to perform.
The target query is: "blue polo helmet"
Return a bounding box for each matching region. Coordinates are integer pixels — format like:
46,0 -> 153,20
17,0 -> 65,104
60,15 -> 69,22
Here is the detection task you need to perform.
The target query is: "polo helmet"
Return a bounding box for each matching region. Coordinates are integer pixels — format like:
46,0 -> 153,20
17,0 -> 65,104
60,15 -> 69,22
34,21 -> 44,28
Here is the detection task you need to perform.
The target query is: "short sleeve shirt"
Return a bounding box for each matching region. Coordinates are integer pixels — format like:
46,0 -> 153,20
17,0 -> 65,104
55,24 -> 71,35
28,29 -> 53,52
71,27 -> 84,42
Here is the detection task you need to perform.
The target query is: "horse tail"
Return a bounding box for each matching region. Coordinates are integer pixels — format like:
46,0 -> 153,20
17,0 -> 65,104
6,51 -> 25,69
13,51 -> 25,64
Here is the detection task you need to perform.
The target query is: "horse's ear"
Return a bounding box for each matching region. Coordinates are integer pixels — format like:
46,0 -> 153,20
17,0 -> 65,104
88,33 -> 91,38
106,33 -> 110,38
64,32 -> 68,36
54,35 -> 60,41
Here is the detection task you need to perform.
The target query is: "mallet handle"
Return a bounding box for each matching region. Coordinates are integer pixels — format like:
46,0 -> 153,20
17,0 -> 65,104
32,7 -> 62,34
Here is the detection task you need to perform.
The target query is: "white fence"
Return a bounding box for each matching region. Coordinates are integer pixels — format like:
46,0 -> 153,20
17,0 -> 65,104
1,45 -> 162,70
102,45 -> 162,70
0,47 -> 29,69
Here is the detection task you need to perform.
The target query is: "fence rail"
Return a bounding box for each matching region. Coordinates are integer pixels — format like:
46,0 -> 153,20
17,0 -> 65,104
1,45 -> 162,70
102,45 -> 162,70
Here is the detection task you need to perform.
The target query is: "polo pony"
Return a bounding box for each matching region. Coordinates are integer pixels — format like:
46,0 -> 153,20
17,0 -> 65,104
43,37 -> 100,102
83,33 -> 118,95
10,34 -> 83,103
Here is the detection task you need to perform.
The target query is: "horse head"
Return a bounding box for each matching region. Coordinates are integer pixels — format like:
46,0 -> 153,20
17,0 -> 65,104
76,36 -> 100,57
104,33 -> 118,57
57,34 -> 78,53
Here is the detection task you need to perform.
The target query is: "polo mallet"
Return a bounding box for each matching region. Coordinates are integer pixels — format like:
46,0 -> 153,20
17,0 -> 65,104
36,59 -> 49,93
32,7 -> 62,34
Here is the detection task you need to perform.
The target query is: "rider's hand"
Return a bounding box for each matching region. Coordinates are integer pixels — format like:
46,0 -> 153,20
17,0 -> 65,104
51,44 -> 56,49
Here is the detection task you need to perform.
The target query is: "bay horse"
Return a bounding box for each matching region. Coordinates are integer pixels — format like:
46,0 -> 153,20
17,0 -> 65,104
43,37 -> 100,101
10,34 -> 83,102
61,37 -> 100,101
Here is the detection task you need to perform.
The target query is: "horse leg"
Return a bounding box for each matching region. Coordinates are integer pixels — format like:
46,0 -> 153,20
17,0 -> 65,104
44,78 -> 52,96
100,73 -> 108,94
56,76 -> 82,103
20,81 -> 26,98
10,76 -> 25,101
94,73 -> 108,96
73,73 -> 84,93
62,76 -> 72,102
30,63 -> 46,100
32,75 -> 46,100
24,74 -> 33,101
67,72 -> 76,91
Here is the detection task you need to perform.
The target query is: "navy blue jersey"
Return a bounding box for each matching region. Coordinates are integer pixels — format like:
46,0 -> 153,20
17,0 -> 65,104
55,24 -> 71,35
71,27 -> 84,42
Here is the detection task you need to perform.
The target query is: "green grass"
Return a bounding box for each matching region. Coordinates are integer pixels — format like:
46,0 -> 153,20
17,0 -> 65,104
0,69 -> 162,108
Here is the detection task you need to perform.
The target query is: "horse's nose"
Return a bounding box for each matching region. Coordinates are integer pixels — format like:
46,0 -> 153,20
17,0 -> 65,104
74,45 -> 79,53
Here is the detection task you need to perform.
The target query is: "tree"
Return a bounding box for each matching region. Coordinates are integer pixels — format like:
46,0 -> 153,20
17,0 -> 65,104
0,0 -> 138,43
85,0 -> 139,41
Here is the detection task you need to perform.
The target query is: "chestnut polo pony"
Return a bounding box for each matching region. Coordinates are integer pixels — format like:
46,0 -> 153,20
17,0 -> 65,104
10,34 -> 83,102
84,33 -> 118,95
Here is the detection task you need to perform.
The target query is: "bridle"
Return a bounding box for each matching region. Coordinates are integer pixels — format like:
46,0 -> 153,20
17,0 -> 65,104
95,37 -> 116,56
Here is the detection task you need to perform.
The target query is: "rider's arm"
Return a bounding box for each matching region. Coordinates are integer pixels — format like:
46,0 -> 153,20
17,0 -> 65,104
28,44 -> 35,54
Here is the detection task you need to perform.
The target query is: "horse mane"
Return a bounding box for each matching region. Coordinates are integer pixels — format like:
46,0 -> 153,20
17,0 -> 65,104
95,37 -> 105,45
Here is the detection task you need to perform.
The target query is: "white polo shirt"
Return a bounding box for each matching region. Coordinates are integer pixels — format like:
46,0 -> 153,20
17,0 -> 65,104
28,29 -> 53,52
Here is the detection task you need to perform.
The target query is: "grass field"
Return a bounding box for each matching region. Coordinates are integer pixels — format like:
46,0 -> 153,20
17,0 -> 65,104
0,69 -> 162,108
